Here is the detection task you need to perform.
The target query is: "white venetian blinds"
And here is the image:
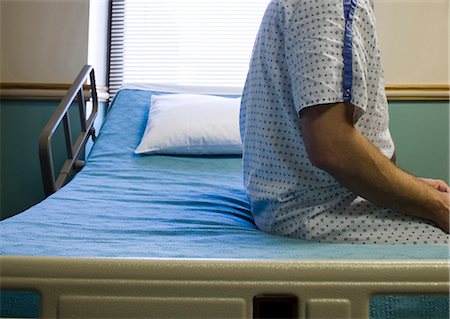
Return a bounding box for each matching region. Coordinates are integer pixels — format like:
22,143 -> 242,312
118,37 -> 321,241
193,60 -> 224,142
108,0 -> 271,95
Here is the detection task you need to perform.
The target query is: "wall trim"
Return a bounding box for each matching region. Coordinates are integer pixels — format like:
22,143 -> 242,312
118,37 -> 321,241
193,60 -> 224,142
385,84 -> 449,101
0,83 -> 109,102
0,83 -> 448,102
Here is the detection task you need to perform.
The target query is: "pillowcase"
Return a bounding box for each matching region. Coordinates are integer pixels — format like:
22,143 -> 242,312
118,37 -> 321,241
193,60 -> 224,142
135,93 -> 242,155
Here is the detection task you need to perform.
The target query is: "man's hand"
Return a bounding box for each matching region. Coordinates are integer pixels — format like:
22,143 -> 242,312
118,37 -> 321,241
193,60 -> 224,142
419,178 -> 449,232
420,178 -> 450,193
431,191 -> 450,233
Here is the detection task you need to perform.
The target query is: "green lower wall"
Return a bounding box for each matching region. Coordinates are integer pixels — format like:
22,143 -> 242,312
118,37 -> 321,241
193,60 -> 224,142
0,100 -> 448,220
0,100 -> 106,220
389,101 -> 449,184
1,101 -> 58,220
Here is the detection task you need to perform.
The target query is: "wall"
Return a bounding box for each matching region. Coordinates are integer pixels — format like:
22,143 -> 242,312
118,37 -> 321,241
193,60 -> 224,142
1,0 -> 90,83
88,0 -> 110,87
373,0 -> 449,182
389,102 -> 449,184
374,0 -> 449,84
0,100 -> 106,220
0,0 -> 109,219
1,101 -> 75,219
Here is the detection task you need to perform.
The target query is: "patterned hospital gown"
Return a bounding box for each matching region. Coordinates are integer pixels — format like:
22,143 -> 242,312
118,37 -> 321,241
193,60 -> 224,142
239,0 -> 448,244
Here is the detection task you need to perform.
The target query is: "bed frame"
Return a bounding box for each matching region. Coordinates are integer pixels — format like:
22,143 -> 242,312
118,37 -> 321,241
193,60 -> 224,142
38,65 -> 98,197
1,66 -> 448,318
1,257 -> 448,318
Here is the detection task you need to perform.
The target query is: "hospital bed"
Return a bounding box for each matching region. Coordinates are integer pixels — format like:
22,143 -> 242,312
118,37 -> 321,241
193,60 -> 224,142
1,66 -> 448,318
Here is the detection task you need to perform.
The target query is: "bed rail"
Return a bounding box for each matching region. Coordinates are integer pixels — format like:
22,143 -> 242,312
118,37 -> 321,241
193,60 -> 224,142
0,257 -> 448,318
39,65 -> 98,196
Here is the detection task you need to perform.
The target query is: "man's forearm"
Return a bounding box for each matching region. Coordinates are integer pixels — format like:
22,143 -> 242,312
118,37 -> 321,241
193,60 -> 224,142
390,148 -> 396,164
321,127 -> 447,225
300,102 -> 449,232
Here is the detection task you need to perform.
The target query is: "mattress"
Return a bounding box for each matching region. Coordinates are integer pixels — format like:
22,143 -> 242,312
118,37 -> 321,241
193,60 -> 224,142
1,88 -> 448,260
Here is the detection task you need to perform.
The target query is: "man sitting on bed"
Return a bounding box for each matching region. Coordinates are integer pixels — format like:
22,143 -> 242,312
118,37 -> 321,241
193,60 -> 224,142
239,0 -> 449,244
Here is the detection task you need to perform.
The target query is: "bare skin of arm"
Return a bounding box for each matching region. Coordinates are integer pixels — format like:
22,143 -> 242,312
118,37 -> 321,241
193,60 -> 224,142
300,102 -> 449,233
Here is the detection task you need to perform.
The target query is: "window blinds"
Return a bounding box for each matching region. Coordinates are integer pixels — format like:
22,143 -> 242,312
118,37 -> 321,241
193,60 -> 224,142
108,0 -> 271,95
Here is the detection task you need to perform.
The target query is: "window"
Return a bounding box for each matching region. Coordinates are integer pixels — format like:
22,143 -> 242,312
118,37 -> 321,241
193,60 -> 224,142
108,0 -> 271,95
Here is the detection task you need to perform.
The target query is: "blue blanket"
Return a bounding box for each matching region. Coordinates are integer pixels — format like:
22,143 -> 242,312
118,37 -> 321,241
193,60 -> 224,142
1,89 -> 448,260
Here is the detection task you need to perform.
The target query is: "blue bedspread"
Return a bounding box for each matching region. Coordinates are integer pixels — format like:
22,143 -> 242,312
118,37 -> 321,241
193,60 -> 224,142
1,89 -> 448,259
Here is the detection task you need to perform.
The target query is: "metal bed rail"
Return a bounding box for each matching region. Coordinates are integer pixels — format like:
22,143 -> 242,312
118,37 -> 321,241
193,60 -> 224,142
39,65 -> 99,196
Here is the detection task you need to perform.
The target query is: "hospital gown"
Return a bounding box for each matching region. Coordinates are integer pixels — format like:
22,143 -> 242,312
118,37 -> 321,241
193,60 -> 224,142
239,0 -> 448,244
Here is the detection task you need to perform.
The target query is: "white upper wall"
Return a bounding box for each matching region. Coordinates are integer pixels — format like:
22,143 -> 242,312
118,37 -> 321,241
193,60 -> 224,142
88,0 -> 110,86
374,0 -> 449,84
1,0 -> 90,83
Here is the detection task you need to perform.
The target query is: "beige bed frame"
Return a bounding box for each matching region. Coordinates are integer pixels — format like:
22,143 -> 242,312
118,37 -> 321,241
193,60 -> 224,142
1,256 -> 448,318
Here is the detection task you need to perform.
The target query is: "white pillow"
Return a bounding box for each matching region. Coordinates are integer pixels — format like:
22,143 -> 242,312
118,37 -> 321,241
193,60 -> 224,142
135,93 -> 242,155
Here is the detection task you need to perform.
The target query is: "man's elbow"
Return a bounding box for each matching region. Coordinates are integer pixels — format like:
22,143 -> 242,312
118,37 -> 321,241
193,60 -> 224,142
300,102 -> 356,174
307,149 -> 338,172
305,143 -> 346,174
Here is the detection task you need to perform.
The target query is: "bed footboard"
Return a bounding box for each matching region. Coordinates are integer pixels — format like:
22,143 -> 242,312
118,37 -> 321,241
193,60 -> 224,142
0,256 -> 448,318
39,65 -> 99,196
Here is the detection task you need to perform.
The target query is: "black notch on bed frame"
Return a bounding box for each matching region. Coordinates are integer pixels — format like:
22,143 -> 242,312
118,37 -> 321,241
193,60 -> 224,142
253,294 -> 298,319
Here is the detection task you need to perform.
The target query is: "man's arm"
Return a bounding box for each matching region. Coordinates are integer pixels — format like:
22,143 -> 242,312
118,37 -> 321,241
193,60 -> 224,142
300,102 -> 449,233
